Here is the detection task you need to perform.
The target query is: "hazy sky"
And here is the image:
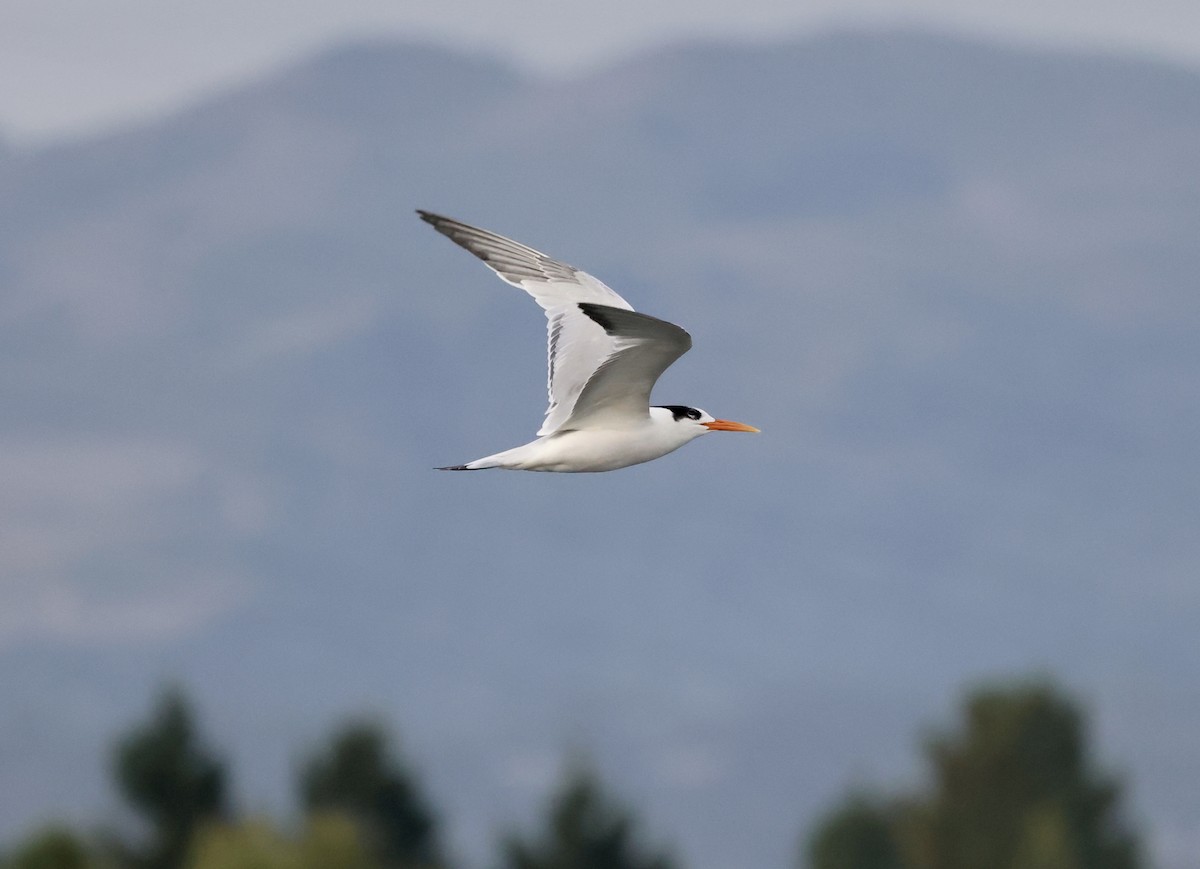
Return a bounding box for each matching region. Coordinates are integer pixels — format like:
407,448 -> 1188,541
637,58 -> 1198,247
4,0 -> 1200,143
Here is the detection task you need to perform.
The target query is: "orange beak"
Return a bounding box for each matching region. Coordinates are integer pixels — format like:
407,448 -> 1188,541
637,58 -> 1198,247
702,419 -> 760,433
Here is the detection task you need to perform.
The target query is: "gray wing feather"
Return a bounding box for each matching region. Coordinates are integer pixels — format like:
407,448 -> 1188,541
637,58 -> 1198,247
420,211 -> 646,435
539,304 -> 618,434
416,211 -> 632,310
563,303 -> 692,429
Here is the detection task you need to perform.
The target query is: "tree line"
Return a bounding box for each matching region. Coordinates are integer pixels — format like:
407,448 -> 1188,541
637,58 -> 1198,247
0,678 -> 1143,869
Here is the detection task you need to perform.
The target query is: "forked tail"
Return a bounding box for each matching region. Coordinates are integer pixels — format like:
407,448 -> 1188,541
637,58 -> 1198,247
435,455 -> 504,471
435,442 -> 534,471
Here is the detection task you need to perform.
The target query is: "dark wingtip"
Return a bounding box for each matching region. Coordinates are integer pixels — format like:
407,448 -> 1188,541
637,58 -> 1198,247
436,464 -> 473,471
416,209 -> 440,225
577,302 -> 619,332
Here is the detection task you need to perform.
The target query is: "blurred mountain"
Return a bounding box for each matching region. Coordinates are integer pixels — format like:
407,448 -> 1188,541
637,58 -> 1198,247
1,30 -> 1198,869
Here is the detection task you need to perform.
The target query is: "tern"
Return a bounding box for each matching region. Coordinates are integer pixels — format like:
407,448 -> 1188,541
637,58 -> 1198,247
420,211 -> 759,472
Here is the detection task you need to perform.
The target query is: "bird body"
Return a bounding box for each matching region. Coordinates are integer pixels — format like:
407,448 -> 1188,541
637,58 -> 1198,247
419,211 -> 758,472
442,406 -> 717,472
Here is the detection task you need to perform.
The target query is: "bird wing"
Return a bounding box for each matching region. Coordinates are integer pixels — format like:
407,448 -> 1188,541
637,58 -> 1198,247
418,211 -> 649,435
564,303 -> 692,430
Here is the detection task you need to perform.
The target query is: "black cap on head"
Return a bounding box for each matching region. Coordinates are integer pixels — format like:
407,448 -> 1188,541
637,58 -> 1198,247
655,405 -> 701,421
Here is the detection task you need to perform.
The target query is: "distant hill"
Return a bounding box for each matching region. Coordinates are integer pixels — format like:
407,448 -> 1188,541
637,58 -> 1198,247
1,30 -> 1198,869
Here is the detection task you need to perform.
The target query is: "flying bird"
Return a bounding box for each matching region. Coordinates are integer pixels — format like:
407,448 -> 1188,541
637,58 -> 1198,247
419,211 -> 758,472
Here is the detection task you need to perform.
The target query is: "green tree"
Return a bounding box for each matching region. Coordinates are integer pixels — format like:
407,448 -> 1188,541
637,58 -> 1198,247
916,681 -> 1139,869
298,815 -> 382,869
2,827 -> 97,869
113,687 -> 228,869
802,680 -> 1141,869
185,815 -> 379,869
805,797 -> 903,869
500,762 -> 677,869
185,820 -> 292,869
299,722 -> 441,868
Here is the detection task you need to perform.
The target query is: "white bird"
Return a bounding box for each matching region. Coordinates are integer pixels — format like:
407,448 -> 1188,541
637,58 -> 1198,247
419,211 -> 759,472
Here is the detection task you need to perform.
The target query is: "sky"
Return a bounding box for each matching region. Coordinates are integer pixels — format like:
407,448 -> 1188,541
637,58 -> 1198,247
4,0 -> 1200,144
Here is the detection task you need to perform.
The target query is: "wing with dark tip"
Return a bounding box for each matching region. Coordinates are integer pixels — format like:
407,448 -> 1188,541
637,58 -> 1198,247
417,210 -> 632,310
563,303 -> 692,430
419,210 -> 655,435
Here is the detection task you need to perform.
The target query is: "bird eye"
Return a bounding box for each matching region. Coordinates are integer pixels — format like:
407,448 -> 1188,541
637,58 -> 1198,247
687,409 -> 701,420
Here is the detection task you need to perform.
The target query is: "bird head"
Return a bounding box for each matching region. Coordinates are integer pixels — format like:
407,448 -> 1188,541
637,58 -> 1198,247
654,405 -> 759,436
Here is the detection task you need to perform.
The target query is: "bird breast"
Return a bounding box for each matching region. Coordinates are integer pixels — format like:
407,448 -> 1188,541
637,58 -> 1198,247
507,421 -> 700,472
